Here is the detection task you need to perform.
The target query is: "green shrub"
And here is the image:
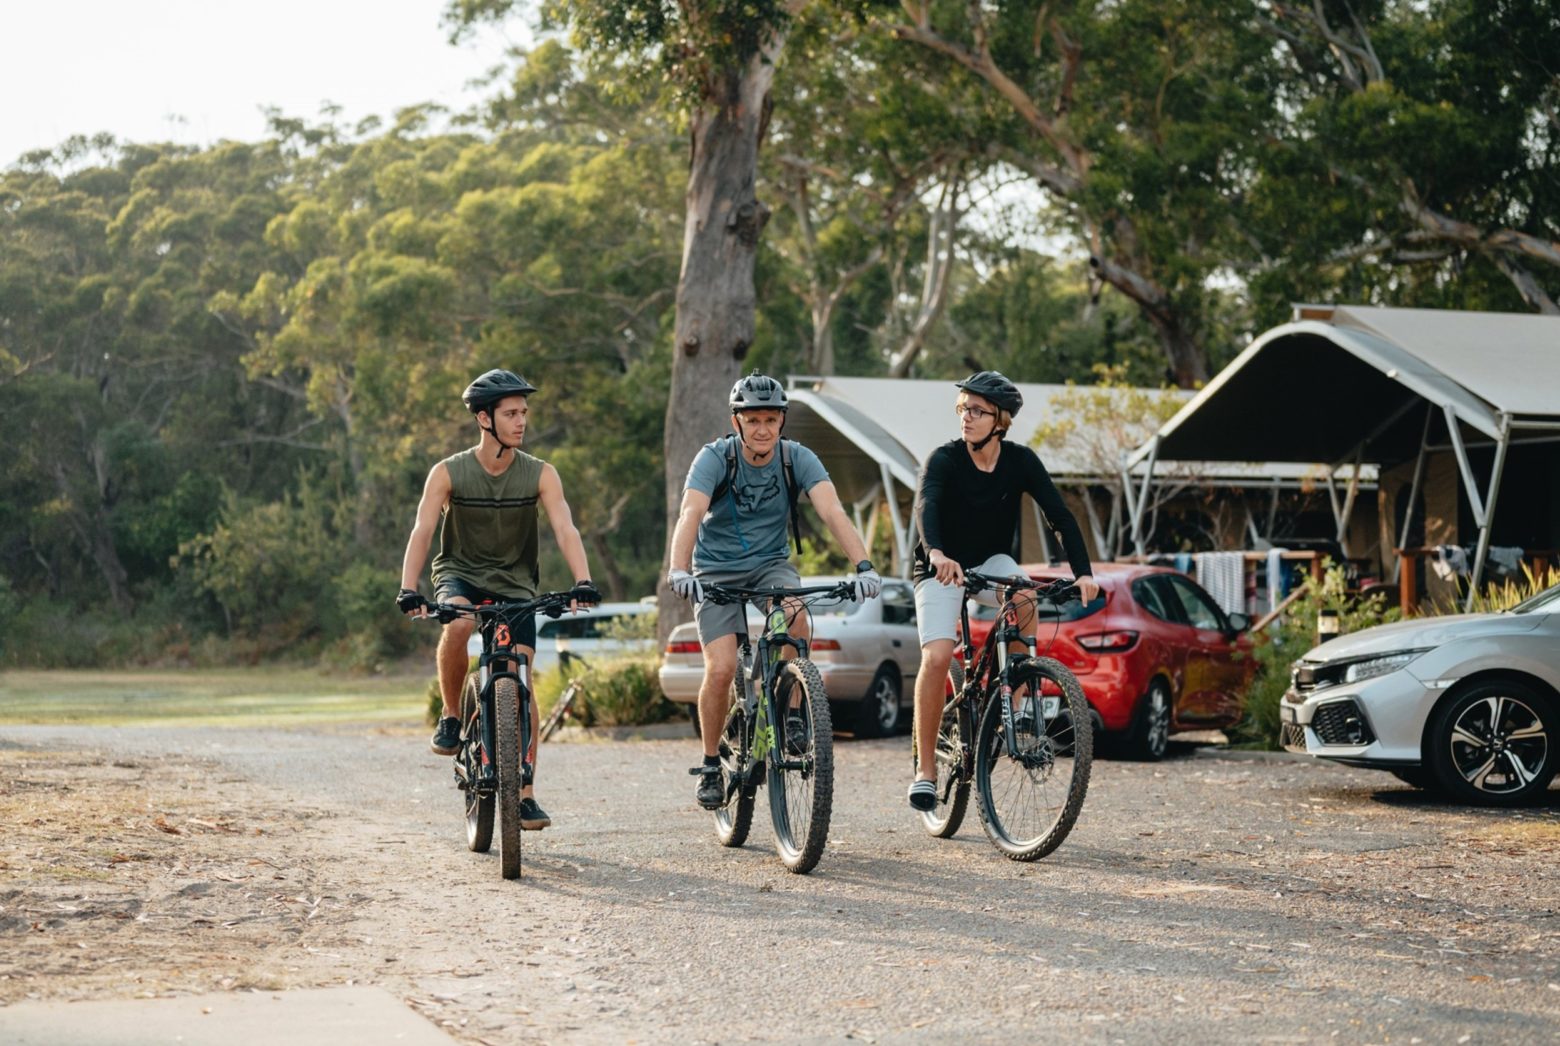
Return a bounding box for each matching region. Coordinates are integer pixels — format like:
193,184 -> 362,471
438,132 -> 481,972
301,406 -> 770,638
1231,565 -> 1401,750
569,655 -> 676,727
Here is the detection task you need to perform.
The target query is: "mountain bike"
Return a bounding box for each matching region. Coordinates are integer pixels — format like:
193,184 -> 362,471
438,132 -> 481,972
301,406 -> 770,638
698,581 -> 856,874
425,591 -> 575,880
914,571 -> 1092,861
539,649 -> 585,742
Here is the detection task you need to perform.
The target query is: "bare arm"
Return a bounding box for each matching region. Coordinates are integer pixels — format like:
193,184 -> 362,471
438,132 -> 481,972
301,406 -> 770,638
805,481 -> 870,565
400,462 -> 452,594
537,463 -> 592,584
668,487 -> 712,573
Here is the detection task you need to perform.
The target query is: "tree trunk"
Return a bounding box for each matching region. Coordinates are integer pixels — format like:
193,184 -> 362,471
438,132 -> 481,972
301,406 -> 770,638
657,48 -> 781,647
588,532 -> 629,602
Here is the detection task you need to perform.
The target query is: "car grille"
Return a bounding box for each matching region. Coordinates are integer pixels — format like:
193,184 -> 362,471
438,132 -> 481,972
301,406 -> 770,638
1311,699 -> 1375,746
1280,722 -> 1307,752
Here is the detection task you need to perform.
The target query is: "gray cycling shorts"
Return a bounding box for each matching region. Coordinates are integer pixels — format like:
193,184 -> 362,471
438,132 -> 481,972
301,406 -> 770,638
914,553 -> 1025,647
694,560 -> 802,646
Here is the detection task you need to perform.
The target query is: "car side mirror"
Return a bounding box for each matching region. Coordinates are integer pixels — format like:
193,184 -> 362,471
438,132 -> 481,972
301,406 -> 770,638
1225,612 -> 1250,634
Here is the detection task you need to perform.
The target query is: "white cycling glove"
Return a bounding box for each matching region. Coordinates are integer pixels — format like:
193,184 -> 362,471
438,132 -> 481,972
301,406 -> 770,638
667,568 -> 704,604
853,561 -> 883,601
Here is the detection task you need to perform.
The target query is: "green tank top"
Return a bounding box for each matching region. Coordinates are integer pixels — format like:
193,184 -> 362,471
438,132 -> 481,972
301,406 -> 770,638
431,448 -> 544,598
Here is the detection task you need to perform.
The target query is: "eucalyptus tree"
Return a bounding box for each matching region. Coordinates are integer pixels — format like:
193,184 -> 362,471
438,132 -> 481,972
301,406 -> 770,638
878,0 -> 1275,386
1249,0 -> 1560,317
450,0 -> 809,634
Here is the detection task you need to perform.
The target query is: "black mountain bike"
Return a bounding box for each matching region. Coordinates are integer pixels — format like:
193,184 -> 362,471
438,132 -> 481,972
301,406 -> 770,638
698,581 -> 856,874
425,591 -> 574,881
914,571 -> 1093,861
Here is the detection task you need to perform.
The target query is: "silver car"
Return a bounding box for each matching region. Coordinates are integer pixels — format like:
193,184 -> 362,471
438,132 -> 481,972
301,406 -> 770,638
658,576 -> 920,737
1281,581 -> 1560,805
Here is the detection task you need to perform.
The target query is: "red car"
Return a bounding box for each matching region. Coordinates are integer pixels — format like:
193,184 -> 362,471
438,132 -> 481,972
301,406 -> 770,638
963,562 -> 1255,759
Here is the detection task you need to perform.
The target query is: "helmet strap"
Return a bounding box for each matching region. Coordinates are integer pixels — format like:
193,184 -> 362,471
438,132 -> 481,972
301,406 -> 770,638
733,413 -> 775,463
480,410 -> 514,459
967,427 -> 1005,453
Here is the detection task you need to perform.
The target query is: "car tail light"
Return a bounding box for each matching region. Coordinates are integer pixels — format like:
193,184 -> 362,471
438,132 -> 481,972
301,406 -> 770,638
1075,630 -> 1138,653
810,639 -> 842,651
665,640 -> 701,655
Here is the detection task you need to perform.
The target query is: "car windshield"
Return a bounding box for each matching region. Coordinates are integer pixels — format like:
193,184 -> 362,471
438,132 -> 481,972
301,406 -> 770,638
1509,580 -> 1560,615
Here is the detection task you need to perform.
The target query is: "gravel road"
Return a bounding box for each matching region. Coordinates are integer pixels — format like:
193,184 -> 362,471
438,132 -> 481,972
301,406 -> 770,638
2,722 -> 1557,1044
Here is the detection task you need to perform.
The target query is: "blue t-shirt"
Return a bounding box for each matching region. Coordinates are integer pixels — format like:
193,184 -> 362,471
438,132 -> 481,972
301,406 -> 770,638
686,438 -> 830,574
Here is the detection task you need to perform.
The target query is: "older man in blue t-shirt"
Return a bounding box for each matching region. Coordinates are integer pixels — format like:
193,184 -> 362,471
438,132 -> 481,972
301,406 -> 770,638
666,371 -> 882,809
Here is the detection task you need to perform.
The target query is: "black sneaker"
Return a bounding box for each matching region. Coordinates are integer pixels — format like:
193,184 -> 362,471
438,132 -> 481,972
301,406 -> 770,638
785,714 -> 809,754
519,797 -> 551,830
430,716 -> 461,756
691,765 -> 724,809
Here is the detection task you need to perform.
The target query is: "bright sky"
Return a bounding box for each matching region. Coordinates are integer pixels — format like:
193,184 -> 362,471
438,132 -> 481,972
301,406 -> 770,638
2,0 -> 524,166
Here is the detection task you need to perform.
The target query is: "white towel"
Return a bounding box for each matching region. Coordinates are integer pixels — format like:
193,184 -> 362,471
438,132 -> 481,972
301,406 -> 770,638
1266,547 -> 1288,614
1194,551 -> 1247,616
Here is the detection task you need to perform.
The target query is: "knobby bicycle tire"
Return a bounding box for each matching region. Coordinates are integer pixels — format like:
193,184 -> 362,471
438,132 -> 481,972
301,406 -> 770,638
461,675 -> 494,853
974,656 -> 1092,861
715,678 -> 755,848
494,675 -> 524,879
767,658 -> 834,874
916,660 -> 971,838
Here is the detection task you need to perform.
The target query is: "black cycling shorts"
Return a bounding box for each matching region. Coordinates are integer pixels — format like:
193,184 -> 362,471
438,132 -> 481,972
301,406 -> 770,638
432,575 -> 538,650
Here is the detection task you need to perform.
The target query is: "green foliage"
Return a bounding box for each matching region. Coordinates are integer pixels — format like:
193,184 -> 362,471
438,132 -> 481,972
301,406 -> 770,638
1430,562 -> 1560,617
536,654 -> 675,728
1232,565 -> 1402,751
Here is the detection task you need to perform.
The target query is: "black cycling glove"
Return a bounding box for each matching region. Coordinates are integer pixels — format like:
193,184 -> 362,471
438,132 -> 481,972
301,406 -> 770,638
396,588 -> 427,615
570,579 -> 602,607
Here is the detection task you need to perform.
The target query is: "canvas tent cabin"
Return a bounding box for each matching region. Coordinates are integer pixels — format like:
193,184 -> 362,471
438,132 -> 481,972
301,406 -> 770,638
1124,305 -> 1560,610
780,376 -> 1375,578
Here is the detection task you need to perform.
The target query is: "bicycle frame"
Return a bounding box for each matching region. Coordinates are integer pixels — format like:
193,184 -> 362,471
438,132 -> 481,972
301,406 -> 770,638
952,572 -> 1078,760
707,583 -> 853,790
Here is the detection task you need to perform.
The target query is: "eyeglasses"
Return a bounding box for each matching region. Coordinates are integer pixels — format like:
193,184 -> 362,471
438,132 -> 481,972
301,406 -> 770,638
955,404 -> 996,420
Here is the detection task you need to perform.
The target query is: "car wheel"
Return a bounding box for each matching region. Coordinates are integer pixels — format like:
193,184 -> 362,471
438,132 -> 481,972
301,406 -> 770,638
1426,680 -> 1558,806
1123,679 -> 1171,762
854,666 -> 903,739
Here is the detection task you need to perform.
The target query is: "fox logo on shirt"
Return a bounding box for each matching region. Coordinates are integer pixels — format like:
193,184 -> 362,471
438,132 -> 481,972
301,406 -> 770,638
734,471 -> 782,514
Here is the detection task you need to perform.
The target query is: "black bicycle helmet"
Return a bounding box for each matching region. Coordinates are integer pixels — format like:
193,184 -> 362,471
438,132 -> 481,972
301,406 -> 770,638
954,370 -> 1022,415
729,370 -> 788,413
462,369 -> 537,414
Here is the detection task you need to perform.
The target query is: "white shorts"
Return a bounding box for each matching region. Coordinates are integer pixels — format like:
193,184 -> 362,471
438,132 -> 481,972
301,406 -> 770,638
914,553 -> 1026,647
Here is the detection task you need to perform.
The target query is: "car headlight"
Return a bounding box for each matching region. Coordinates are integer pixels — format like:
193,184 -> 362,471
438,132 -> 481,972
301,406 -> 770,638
1341,650 -> 1428,684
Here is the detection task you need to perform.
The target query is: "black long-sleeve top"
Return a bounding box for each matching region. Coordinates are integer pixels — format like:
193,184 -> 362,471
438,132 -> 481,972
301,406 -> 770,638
912,439 -> 1093,584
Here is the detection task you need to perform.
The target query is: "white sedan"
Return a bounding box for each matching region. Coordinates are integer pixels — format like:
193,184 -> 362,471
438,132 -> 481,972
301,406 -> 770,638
658,576 -> 921,737
1281,580 -> 1560,805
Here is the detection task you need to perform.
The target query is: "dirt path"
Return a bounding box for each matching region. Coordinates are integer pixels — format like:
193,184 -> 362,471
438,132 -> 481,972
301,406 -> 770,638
3,723 -> 1558,1044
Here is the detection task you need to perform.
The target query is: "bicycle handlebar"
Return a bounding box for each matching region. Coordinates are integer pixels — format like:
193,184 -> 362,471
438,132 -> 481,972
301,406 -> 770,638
962,570 -> 1080,603
418,590 -> 583,624
700,581 -> 857,607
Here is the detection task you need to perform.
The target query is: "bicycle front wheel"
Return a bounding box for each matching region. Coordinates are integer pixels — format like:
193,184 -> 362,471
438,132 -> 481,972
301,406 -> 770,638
767,658 -> 834,874
715,680 -> 755,848
460,675 -> 493,853
974,657 -> 1092,861
494,675 -> 524,879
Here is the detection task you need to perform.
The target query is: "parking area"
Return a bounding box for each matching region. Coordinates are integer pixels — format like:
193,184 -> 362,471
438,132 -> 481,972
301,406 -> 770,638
2,722 -> 1557,1043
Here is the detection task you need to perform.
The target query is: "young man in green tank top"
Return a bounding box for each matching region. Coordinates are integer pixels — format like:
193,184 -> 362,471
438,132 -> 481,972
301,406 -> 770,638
396,369 -> 600,831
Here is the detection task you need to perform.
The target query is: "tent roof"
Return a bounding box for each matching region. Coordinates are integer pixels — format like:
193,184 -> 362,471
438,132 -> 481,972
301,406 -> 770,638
1132,305 -> 1560,466
783,376 -> 1373,505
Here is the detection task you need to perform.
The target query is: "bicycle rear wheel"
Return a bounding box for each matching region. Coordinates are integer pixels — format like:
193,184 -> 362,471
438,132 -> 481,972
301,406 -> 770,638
715,680 -> 755,848
460,675 -> 494,852
974,656 -> 1092,861
767,658 -> 834,874
494,675 -> 524,879
915,659 -> 971,838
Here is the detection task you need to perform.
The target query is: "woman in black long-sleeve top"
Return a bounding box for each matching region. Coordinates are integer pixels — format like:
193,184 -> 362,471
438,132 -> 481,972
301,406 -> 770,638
905,371 -> 1100,812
